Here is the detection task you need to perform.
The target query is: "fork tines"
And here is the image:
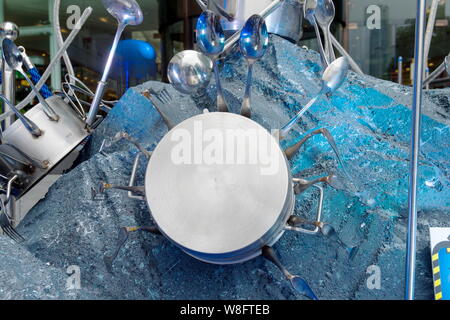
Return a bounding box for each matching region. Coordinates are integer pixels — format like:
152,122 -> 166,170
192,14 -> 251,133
0,213 -> 25,243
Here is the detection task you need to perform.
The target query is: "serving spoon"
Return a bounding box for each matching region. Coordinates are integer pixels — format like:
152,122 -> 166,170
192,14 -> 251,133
86,0 -> 143,126
315,0 -> 336,63
262,246 -> 318,300
196,10 -> 229,112
239,15 -> 269,118
280,57 -> 349,138
304,0 -> 328,67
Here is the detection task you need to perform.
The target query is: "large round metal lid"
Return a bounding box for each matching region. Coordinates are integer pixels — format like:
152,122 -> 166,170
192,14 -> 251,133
145,112 -> 290,254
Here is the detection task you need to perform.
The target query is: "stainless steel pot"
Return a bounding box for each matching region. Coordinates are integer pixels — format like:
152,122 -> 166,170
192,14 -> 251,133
145,112 -> 294,264
2,95 -> 89,194
208,0 -> 303,43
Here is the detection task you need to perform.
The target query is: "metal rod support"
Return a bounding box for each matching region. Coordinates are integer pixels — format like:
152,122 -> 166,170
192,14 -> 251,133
405,0 -> 427,301
330,34 -> 364,75
423,0 -> 439,70
423,60 -> 446,86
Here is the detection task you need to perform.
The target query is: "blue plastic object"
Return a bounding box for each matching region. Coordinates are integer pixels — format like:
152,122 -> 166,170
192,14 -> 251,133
116,40 -> 157,89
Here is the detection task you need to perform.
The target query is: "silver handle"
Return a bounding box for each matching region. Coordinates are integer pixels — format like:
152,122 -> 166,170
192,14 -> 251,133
285,184 -> 324,235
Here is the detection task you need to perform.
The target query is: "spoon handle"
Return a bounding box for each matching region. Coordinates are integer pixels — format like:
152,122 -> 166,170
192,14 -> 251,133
213,60 -> 229,112
87,23 -> 126,126
0,94 -> 42,137
312,19 -> 329,67
240,61 -> 254,118
262,246 -> 291,279
20,70 -> 60,122
324,26 -> 336,63
280,93 -> 321,138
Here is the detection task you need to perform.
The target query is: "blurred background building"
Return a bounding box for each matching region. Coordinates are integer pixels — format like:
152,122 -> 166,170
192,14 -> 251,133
1,0 -> 449,102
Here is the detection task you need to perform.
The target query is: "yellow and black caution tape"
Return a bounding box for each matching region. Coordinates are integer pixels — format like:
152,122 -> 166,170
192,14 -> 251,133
431,241 -> 450,300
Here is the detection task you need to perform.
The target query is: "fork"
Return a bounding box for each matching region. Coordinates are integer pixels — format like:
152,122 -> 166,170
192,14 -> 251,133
0,198 -> 25,243
141,88 -> 175,130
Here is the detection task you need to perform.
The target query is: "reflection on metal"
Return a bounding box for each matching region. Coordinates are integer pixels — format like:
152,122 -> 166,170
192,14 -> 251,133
406,0 -> 427,301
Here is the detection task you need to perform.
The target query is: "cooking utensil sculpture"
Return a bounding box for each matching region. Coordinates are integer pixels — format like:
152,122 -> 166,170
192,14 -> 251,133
239,15 -> 269,118
0,7 -> 93,241
86,0 -> 143,126
99,14 -> 357,300
168,0 -> 284,95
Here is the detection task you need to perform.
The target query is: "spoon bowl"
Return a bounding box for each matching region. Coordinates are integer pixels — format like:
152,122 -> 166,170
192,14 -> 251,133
239,15 -> 269,118
304,0 -> 318,23
168,50 -> 213,95
2,37 -> 23,70
322,56 -> 349,93
0,21 -> 19,41
196,10 -> 225,57
240,15 -> 269,61
315,0 -> 334,27
102,0 -> 143,26
289,276 -> 319,300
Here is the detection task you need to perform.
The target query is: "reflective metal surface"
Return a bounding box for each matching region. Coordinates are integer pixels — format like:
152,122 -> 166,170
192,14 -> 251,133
208,0 -> 302,43
322,56 -> 349,93
265,0 -> 303,43
240,15 -> 269,61
167,50 -> 213,95
145,112 -> 293,264
315,0 -> 336,62
0,94 -> 42,137
0,22 -> 19,41
101,0 -> 143,26
239,15 -> 269,117
196,10 -> 226,57
2,96 -> 89,188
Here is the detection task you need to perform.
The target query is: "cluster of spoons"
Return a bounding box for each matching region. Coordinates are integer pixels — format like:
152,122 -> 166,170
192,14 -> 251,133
169,10 -> 269,118
304,0 -> 337,67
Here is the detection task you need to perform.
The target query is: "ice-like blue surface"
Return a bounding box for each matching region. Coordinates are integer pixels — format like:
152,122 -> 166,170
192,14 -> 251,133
2,35 -> 448,300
